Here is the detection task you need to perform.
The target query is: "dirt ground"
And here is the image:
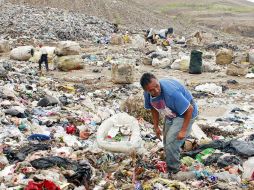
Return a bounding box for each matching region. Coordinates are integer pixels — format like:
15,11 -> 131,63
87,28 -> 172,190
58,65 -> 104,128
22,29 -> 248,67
49,44 -> 254,120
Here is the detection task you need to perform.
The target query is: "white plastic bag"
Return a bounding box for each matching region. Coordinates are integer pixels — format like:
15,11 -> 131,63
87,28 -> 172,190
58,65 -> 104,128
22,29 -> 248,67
131,35 -> 146,49
190,123 -> 210,141
152,58 -> 171,68
96,112 -> 142,153
10,46 -> 34,61
242,157 -> 254,179
171,53 -> 190,72
195,83 -> 222,95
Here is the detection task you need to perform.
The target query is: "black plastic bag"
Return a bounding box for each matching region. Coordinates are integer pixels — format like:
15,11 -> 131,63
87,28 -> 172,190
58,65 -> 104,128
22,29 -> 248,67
4,144 -> 50,163
189,50 -> 203,74
31,156 -> 92,186
217,155 -> 242,168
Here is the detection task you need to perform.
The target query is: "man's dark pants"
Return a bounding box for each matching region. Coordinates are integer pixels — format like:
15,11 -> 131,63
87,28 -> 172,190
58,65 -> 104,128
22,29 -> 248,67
39,54 -> 49,71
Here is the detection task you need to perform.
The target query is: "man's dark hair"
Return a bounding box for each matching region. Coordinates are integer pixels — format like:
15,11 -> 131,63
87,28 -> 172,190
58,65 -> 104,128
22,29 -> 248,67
140,73 -> 156,89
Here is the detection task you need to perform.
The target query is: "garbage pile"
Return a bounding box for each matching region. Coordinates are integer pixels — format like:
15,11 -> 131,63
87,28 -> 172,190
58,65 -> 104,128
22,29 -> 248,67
0,3 -> 115,42
0,53 -> 254,189
1,3 -> 254,190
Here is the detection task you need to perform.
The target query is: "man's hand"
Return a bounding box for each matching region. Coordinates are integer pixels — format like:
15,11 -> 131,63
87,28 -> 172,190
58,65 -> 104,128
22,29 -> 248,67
177,105 -> 194,140
177,130 -> 186,140
155,127 -> 162,141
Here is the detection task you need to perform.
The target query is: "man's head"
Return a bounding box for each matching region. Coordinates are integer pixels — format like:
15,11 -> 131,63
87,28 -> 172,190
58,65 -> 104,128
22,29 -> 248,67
140,73 -> 161,97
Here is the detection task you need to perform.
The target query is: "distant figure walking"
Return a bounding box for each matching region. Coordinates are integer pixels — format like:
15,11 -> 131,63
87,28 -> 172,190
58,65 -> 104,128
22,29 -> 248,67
194,31 -> 202,43
39,44 -> 49,72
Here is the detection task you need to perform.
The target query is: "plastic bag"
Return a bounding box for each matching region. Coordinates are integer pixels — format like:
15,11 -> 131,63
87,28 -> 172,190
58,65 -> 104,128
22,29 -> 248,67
10,46 -> 34,61
54,55 -> 84,72
96,113 -> 143,153
30,157 -> 92,186
55,41 -> 81,56
171,56 -> 190,71
242,157 -> 254,180
195,83 -> 222,95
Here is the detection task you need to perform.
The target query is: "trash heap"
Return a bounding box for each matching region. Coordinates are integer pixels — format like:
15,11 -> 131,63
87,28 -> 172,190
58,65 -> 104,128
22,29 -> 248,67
1,3 -> 254,190
0,3 -> 115,42
0,49 -> 254,189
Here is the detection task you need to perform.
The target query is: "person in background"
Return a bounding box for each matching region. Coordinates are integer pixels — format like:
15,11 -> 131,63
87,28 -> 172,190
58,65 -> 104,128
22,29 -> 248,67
38,44 -> 49,72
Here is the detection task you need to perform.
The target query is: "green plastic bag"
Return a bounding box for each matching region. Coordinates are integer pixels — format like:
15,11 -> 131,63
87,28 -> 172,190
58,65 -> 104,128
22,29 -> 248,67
195,148 -> 215,163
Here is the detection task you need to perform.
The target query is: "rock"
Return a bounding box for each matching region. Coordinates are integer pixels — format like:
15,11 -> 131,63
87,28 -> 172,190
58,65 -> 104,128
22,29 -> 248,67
216,48 -> 233,65
55,41 -> 81,56
0,39 -> 10,53
37,95 -> 59,107
226,63 -> 249,76
111,61 -> 135,84
55,55 -> 84,72
110,34 -> 123,45
142,57 -> 152,66
10,46 -> 34,61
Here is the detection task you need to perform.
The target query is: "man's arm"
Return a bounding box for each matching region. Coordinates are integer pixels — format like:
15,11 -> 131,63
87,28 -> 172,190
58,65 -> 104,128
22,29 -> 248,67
177,104 -> 193,140
151,108 -> 162,141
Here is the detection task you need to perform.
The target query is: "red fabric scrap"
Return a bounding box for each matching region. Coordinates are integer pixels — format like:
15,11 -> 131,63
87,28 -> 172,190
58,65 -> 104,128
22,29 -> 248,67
156,161 -> 167,173
24,180 -> 60,190
66,124 -> 76,134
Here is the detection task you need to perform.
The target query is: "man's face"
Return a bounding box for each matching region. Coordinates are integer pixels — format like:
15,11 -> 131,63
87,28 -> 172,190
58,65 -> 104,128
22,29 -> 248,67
144,78 -> 161,97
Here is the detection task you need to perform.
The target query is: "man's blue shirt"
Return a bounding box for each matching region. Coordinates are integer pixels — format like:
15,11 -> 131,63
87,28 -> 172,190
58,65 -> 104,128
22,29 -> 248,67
144,79 -> 198,119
